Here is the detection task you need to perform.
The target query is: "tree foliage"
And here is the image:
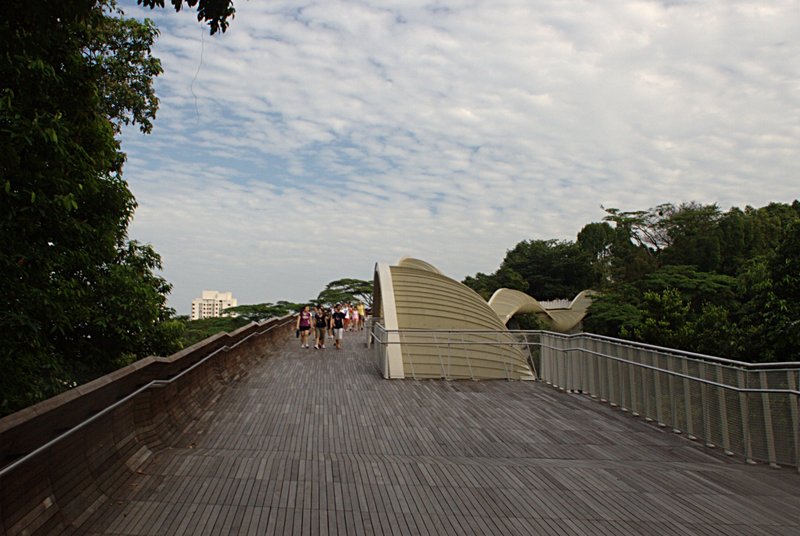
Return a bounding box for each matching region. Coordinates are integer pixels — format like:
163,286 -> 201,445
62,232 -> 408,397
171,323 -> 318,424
584,201 -> 800,361
225,301 -> 304,323
316,278 -> 373,307
464,239 -> 597,301
465,200 -> 799,362
179,316 -> 249,348
138,0 -> 236,34
0,1 -> 184,416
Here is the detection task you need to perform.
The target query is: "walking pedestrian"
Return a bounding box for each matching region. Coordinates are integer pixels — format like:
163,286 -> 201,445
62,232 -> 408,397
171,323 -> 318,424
351,305 -> 360,333
331,304 -> 346,349
314,305 -> 328,349
343,302 -> 351,331
357,302 -> 366,330
297,305 -> 312,349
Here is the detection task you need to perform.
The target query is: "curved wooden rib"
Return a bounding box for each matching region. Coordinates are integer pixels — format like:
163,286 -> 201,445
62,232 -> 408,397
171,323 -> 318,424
488,288 -> 594,332
396,256 -> 443,274
374,258 -> 534,380
488,288 -> 555,325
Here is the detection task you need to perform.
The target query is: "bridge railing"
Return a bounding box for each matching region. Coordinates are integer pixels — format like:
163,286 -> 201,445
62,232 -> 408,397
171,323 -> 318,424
369,323 -> 536,380
0,314 -> 296,535
368,324 -> 800,469
538,331 -> 800,470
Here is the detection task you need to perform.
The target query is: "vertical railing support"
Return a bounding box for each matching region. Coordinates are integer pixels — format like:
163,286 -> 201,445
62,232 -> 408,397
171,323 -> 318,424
700,362 -> 713,447
717,365 -> 732,455
669,355 -> 678,433
791,370 -> 800,473
682,358 -> 695,439
737,369 -> 755,464
760,371 -> 779,467
628,344 -> 640,416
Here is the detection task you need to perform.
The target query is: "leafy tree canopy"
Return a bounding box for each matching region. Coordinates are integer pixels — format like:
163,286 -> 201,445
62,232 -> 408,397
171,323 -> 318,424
138,0 -> 236,34
585,201 -> 799,361
316,278 -> 373,307
467,199 -> 798,362
179,316 -> 249,348
225,301 -> 304,323
464,239 -> 596,301
0,0 -> 185,416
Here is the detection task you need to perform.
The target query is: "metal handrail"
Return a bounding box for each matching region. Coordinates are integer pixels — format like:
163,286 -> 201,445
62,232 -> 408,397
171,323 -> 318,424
369,331 -> 800,394
0,315 -> 294,477
373,327 -> 800,371
539,342 -> 800,396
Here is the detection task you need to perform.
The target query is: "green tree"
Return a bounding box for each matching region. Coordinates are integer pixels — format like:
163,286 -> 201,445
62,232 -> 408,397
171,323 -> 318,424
138,0 -> 236,34
462,272 -> 501,300
180,316 -> 249,347
577,221 -> 615,284
603,204 -> 675,254
621,288 -> 693,349
316,278 -> 373,306
659,203 -> 723,272
501,239 -> 595,300
735,222 -> 800,362
582,290 -> 642,337
226,301 -> 303,322
0,1 -> 183,415
768,220 -> 800,360
463,239 -> 596,301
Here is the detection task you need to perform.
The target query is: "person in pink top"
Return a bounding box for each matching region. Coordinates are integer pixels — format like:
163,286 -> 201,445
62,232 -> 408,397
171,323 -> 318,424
296,305 -> 312,349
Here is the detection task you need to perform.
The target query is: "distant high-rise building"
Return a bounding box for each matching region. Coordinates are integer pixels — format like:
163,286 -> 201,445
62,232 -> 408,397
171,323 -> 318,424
190,290 -> 237,320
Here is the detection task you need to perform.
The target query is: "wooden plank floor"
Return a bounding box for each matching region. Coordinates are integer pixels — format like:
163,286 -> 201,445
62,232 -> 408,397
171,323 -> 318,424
84,331 -> 800,535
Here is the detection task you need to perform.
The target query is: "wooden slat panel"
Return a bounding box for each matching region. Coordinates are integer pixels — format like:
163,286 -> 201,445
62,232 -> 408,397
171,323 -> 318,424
69,330 -> 800,536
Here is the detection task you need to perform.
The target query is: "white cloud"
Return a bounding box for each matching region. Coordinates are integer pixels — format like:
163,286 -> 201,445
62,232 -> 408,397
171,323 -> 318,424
119,0 -> 800,313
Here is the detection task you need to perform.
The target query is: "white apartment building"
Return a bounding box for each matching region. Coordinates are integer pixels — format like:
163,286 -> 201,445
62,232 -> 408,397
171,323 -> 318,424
190,290 -> 237,320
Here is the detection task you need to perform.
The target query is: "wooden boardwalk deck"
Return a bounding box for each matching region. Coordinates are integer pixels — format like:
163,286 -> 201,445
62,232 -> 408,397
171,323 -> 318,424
82,331 -> 800,535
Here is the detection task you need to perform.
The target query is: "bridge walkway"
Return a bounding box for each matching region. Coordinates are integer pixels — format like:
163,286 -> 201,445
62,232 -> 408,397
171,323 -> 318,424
81,331 -> 800,535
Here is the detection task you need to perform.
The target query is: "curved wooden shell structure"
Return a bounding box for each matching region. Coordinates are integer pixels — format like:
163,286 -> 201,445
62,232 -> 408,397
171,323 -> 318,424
373,258 -> 534,380
488,289 -> 594,332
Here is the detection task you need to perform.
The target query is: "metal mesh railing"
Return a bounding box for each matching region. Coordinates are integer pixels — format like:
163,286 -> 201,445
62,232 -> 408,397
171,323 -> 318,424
369,324 -> 537,380
538,331 -> 800,469
368,323 -> 800,468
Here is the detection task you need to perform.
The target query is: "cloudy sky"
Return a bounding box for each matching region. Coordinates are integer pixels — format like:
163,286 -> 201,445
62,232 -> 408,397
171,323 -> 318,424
118,0 -> 799,314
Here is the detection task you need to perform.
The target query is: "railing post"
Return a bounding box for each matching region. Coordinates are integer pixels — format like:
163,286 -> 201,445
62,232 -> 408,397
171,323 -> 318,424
682,358 -> 695,439
609,339 -> 620,408
464,332 -> 475,381
647,350 -> 664,426
580,335 -> 590,394
628,343 -> 640,416
405,331 -> 417,380
791,370 -> 800,473
591,337 -> 600,400
654,351 -> 665,427
641,349 -> 652,420
760,370 -> 779,467
579,336 -> 589,394
668,354 -> 678,433
568,335 -> 578,391
539,331 -> 553,385
433,332 -> 445,379
556,333 -> 563,387
557,335 -> 567,390
700,362 -> 713,446
716,365 -> 732,455
597,340 -> 607,401
737,369 -> 755,464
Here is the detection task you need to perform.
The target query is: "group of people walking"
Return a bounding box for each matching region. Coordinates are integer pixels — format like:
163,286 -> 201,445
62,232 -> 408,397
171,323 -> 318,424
296,302 -> 367,350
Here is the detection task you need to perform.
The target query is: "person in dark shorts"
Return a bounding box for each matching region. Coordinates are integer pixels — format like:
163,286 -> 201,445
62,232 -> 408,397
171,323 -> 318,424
314,305 -> 328,349
296,305 -> 312,348
331,304 -> 346,349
